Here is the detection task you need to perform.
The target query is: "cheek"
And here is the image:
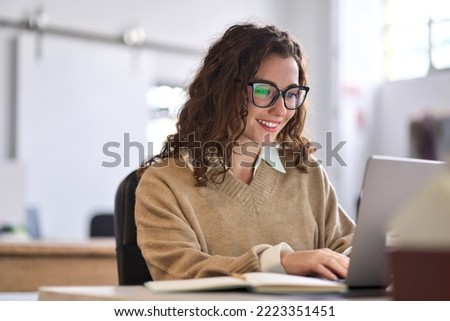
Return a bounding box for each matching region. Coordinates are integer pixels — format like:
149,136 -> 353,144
245,104 -> 260,120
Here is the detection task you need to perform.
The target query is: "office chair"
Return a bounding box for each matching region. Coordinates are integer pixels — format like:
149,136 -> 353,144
114,169 -> 152,285
89,213 -> 115,237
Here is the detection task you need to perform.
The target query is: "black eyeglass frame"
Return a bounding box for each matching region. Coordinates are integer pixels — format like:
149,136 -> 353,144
247,82 -> 310,110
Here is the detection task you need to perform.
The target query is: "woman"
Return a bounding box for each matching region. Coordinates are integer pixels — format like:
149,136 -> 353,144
135,23 -> 354,281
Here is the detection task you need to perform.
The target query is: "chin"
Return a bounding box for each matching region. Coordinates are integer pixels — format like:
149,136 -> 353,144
255,135 -> 278,145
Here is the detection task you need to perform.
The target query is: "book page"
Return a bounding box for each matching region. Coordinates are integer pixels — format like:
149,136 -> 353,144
145,276 -> 247,293
243,272 -> 347,293
145,272 -> 347,293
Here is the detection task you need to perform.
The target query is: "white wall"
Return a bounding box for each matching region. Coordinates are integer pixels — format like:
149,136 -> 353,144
334,0 -> 384,218
16,33 -> 153,239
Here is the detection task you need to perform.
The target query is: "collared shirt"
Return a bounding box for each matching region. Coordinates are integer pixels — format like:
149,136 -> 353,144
181,145 -> 286,174
254,145 -> 286,174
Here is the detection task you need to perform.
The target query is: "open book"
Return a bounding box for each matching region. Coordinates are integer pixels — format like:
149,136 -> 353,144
144,272 -> 347,294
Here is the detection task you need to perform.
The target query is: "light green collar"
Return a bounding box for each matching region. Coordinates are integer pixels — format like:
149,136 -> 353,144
254,145 -> 286,174
180,145 -> 286,174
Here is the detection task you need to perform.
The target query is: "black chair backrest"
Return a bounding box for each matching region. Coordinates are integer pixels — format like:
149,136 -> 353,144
114,169 -> 152,285
89,213 -> 115,237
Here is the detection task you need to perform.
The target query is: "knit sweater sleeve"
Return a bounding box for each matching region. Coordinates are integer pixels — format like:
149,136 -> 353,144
135,164 -> 270,281
317,165 -> 355,253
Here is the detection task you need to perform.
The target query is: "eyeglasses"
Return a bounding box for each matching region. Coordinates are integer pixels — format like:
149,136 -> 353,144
248,82 -> 309,110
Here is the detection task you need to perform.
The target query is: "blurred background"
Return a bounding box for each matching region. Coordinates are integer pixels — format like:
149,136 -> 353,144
0,0 -> 449,240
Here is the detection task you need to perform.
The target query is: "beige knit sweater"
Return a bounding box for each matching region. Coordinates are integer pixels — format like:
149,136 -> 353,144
135,157 -> 355,280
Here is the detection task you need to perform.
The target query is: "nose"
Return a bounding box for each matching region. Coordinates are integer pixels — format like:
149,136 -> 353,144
269,95 -> 287,116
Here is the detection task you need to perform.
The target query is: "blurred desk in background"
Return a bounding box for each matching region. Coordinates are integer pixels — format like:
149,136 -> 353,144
0,238 -> 117,291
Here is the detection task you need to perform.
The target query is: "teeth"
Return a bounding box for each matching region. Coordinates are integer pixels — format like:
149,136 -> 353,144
257,119 -> 278,128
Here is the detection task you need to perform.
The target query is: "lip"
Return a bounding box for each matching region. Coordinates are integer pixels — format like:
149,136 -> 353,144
256,118 -> 281,133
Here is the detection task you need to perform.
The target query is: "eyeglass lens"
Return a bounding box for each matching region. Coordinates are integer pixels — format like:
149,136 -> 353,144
252,83 -> 307,109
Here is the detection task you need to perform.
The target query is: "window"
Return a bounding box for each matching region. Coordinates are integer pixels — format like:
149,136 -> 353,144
145,85 -> 186,154
384,0 -> 450,81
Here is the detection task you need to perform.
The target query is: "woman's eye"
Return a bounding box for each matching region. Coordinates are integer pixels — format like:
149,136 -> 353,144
254,86 -> 270,96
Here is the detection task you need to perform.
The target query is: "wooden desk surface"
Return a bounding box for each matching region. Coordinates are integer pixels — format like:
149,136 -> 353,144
0,238 -> 116,256
0,238 -> 118,291
38,285 -> 355,301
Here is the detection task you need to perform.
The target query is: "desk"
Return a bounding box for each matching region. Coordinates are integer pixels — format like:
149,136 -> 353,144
38,285 -> 388,301
0,238 -> 117,291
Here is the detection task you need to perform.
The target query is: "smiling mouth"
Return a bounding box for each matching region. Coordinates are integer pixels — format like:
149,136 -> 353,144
256,119 -> 280,129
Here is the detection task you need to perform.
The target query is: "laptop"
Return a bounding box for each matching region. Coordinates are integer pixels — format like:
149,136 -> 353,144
345,155 -> 445,289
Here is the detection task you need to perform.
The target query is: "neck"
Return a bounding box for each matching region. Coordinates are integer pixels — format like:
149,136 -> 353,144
230,142 -> 260,184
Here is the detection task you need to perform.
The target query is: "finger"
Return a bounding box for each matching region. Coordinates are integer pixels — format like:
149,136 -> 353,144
328,261 -> 348,279
322,256 -> 349,279
314,264 -> 339,280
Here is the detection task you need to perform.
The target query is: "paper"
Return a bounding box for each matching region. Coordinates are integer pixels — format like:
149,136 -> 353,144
145,272 -> 347,294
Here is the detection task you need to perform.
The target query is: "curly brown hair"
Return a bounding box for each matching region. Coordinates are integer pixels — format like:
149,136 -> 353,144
140,23 -> 313,185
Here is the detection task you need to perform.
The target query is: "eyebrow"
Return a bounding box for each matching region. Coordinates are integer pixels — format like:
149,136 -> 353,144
252,78 -> 299,90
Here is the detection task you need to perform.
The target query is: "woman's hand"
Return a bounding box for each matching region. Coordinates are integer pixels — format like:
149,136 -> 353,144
280,248 -> 350,280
